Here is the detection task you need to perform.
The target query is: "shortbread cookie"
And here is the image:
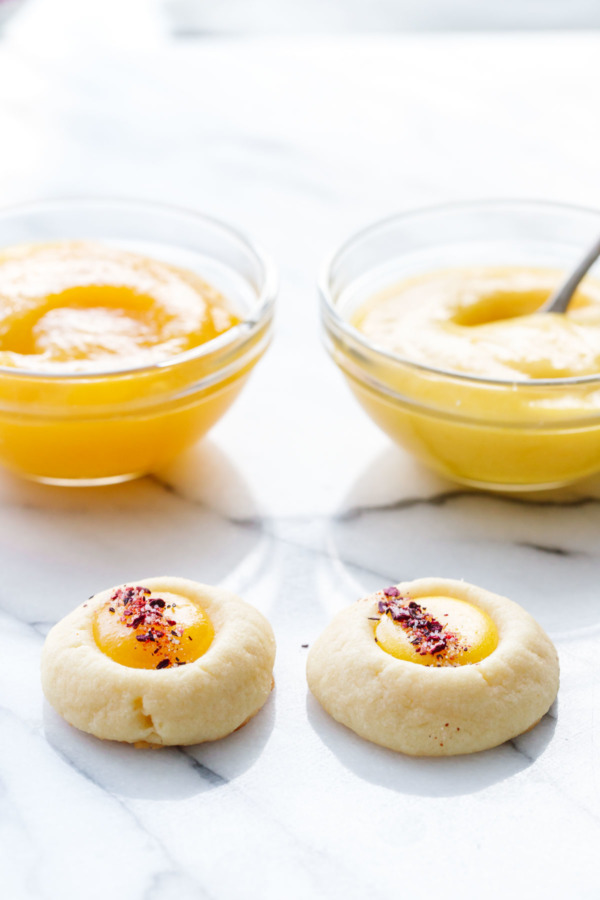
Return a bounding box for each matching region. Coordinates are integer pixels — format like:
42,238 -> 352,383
42,577 -> 276,746
307,578 -> 558,756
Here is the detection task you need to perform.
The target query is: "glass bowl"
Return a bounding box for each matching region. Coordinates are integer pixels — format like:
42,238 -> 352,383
320,200 -> 600,492
0,199 -> 276,485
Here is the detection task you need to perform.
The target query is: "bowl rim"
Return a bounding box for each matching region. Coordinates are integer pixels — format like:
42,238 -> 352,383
0,196 -> 278,381
319,197 -> 600,389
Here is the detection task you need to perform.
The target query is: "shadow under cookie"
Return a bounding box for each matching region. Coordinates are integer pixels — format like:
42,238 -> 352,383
306,692 -> 557,798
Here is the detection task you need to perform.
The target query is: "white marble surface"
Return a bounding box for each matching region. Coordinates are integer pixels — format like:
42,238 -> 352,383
2,5 -> 600,898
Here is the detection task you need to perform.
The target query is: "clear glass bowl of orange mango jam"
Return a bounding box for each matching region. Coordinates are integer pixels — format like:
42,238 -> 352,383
320,201 -> 600,491
0,200 -> 276,485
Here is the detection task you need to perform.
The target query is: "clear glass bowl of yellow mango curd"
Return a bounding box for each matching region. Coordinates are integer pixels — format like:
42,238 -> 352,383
320,201 -> 600,492
0,199 -> 276,485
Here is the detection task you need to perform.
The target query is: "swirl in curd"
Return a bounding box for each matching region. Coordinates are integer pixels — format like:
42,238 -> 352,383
354,266 -> 600,381
0,241 -> 238,372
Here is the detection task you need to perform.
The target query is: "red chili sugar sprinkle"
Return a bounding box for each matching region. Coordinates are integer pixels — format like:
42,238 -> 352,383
109,585 -> 188,667
377,593 -> 467,664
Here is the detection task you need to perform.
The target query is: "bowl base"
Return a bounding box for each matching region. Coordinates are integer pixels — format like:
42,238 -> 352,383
448,473 -> 580,494
23,472 -> 144,488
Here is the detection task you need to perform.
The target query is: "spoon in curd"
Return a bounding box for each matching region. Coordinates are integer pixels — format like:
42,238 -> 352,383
543,232 -> 600,313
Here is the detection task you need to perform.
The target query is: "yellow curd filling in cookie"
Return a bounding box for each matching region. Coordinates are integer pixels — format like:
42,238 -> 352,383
93,585 -> 214,670
374,589 -> 498,666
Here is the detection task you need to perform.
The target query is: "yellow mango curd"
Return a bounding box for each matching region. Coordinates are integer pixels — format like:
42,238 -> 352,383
0,241 -> 239,372
344,266 -> 600,489
355,267 -> 600,380
375,589 -> 498,666
0,241 -> 264,483
93,584 -> 214,670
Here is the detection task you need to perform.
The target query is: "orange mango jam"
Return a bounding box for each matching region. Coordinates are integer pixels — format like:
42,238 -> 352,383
0,241 -> 239,371
93,585 -> 214,670
374,589 -> 498,667
0,241 -> 254,483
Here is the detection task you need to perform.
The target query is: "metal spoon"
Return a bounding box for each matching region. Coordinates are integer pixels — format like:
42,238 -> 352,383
542,233 -> 600,313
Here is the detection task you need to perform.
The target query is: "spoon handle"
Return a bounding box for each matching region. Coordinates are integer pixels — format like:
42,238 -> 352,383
544,234 -> 600,314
